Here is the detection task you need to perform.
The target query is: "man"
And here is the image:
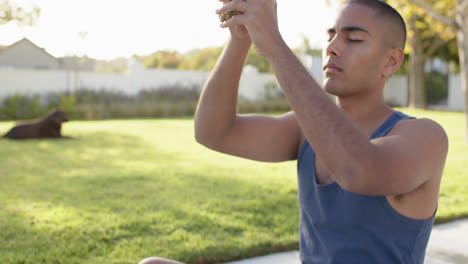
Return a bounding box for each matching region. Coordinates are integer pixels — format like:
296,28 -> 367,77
140,0 -> 448,263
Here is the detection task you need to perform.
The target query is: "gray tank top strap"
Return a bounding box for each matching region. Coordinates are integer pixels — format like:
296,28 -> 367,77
369,111 -> 415,140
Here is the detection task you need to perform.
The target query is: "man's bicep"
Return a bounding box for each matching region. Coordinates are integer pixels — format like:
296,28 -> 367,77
365,119 -> 448,195
219,111 -> 301,162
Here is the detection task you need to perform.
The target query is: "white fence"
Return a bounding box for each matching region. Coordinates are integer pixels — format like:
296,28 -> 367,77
0,68 -> 211,100
0,66 -> 278,102
384,76 -> 408,107
0,66 -> 412,107
448,74 -> 465,111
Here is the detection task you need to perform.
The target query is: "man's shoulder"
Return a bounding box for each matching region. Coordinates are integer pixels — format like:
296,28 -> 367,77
389,117 -> 448,157
393,117 -> 447,139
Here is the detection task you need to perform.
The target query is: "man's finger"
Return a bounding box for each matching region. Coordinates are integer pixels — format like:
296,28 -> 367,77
216,0 -> 250,16
220,13 -> 249,28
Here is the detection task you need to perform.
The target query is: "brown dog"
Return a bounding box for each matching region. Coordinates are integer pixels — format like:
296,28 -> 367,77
3,109 -> 70,139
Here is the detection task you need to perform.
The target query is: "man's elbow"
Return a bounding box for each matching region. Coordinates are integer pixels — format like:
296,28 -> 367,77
336,164 -> 405,196
334,163 -> 374,195
335,171 -> 362,194
194,127 -> 210,147
194,118 -> 209,145
194,127 -> 222,151
338,175 -> 376,195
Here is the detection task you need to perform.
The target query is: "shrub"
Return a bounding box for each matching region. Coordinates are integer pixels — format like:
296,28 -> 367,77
239,99 -> 291,114
137,84 -> 200,103
77,104 -> 105,120
59,94 -> 79,119
425,72 -> 448,105
0,84 -> 293,121
0,94 -> 47,120
0,94 -> 21,120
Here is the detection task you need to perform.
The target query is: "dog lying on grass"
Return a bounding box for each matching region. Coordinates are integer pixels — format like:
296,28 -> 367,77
2,109 -> 70,139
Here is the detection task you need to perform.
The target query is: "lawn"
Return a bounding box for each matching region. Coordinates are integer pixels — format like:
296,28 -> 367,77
0,108 -> 467,264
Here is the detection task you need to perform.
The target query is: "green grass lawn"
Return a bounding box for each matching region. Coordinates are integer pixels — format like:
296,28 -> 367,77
0,108 -> 466,264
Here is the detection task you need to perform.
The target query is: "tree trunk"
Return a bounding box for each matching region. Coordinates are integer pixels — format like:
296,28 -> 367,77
455,6 -> 468,143
409,24 -> 427,109
456,30 -> 468,143
409,54 -> 427,108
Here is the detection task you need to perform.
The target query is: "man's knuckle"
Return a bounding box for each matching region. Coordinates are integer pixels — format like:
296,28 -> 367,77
251,4 -> 260,14
232,0 -> 242,7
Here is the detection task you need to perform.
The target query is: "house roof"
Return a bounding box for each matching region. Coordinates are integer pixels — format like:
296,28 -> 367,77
1,38 -> 58,61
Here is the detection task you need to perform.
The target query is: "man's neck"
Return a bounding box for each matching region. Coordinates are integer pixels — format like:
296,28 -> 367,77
335,92 -> 394,137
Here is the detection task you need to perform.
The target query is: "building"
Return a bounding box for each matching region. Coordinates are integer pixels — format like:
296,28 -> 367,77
0,38 -> 60,70
0,38 -> 96,71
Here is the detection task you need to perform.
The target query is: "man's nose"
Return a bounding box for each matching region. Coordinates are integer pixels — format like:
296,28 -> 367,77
325,36 -> 341,58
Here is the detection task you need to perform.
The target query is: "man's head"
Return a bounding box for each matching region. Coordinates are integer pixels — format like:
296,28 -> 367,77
322,0 -> 406,98
345,0 -> 407,49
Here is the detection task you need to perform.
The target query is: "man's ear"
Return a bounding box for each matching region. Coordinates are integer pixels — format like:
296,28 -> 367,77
382,47 -> 404,78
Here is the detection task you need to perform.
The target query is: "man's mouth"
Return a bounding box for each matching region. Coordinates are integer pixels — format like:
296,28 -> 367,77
323,63 -> 343,73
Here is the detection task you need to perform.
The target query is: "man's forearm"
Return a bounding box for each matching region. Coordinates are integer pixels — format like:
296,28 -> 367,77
268,42 -> 373,188
194,38 -> 251,148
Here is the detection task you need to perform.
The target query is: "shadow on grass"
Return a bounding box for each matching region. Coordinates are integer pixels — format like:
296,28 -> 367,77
1,173 -> 299,264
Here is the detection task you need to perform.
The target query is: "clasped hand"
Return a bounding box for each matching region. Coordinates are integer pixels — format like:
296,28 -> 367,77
216,0 -> 284,60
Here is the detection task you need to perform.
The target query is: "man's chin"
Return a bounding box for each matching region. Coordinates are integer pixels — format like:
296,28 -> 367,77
323,79 -> 340,95
323,82 -> 353,98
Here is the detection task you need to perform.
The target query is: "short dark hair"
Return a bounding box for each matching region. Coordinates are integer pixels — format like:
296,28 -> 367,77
345,0 -> 407,49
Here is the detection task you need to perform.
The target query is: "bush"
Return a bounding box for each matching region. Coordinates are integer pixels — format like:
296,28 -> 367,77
0,85 -> 293,121
137,84 -> 200,103
78,104 -> 106,120
0,94 -> 80,121
59,94 -> 79,119
425,72 -> 448,105
239,99 -> 291,114
0,94 -> 47,120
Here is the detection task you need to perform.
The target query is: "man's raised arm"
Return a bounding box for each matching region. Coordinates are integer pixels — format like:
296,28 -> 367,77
194,24 -> 301,162
216,0 -> 448,196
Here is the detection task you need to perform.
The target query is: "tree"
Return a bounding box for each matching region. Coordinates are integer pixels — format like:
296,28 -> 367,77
388,0 -> 456,109
138,50 -> 184,69
407,0 -> 468,143
141,46 -> 275,73
246,46 -> 273,73
160,53 -> 183,69
0,0 -> 40,26
178,47 -> 224,71
179,46 -> 273,73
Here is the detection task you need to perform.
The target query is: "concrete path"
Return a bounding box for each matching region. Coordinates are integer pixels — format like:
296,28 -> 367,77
225,219 -> 468,264
425,219 -> 468,264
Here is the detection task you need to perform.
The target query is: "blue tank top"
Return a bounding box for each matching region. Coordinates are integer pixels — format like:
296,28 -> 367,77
297,111 -> 435,264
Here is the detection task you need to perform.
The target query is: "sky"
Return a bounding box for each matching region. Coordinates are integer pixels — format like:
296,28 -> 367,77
0,0 -> 339,60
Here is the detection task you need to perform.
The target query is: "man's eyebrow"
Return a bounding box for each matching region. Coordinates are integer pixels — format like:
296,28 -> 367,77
327,26 -> 370,34
342,26 -> 369,34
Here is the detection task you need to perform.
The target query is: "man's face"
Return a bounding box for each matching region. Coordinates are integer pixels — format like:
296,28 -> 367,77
322,4 -> 388,97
